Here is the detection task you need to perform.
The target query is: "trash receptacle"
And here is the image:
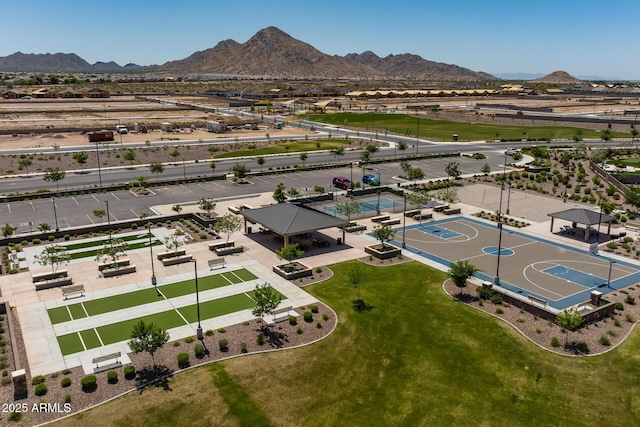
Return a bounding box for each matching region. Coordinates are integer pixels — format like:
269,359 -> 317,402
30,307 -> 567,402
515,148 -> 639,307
337,237 -> 342,245
453,134 -> 458,142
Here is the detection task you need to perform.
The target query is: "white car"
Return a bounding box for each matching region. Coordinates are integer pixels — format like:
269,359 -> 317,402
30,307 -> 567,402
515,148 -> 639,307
505,147 -> 521,156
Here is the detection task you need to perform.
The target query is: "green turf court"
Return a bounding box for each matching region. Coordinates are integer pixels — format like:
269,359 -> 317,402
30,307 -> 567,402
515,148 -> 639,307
80,329 -> 102,350
64,233 -> 154,251
48,268 -> 258,324
56,288 -> 269,355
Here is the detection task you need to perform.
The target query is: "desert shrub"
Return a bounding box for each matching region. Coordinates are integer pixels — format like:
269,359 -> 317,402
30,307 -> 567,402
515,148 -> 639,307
217,328 -> 226,333
316,321 -> 322,329
107,370 -> 118,384
81,375 -> 97,391
60,377 -> 71,388
323,314 -> 329,321
8,412 -> 22,421
288,315 -> 297,325
607,330 -> 618,337
476,286 -> 493,300
598,336 -> 611,346
195,343 -> 205,358
516,317 -> 525,323
575,341 -> 590,353
240,342 -> 247,353
256,334 -> 266,345
626,314 -> 635,322
490,293 -> 503,305
64,234 -> 70,241
64,394 -> 71,403
48,235 -> 55,241
32,238 -> 41,244
205,329 -> 214,336
310,305 -> 319,313
184,336 -> 195,343
614,302 -> 624,311
219,339 -> 229,351
124,366 -> 136,380
34,383 -> 48,396
177,353 -> 189,368
550,337 -> 561,347
296,327 -> 303,334
495,308 -> 504,314
31,375 -> 46,385
535,327 -> 542,333
303,311 -> 313,322
315,267 -> 322,273
607,242 -> 618,250
625,295 -> 636,305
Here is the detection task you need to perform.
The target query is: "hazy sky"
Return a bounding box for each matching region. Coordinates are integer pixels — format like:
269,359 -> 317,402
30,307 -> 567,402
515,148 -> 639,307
2,0 -> 638,80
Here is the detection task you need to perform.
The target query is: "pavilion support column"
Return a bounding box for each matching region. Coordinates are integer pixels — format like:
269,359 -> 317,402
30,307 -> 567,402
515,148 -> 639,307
607,223 -> 612,234
550,218 -> 554,232
342,228 -> 346,244
243,218 -> 248,233
284,235 -> 289,247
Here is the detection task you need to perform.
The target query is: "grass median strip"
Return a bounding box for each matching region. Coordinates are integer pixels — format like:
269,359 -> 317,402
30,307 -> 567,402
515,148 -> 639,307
69,240 -> 162,260
64,233 -> 154,251
48,268 -> 256,324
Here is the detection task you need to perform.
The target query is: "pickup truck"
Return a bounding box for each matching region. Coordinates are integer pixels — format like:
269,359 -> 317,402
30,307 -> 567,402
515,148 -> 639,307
505,147 -> 521,156
116,125 -> 128,134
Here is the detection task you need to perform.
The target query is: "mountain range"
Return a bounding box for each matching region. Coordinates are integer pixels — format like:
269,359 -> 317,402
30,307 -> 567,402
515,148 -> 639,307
0,27 -> 493,81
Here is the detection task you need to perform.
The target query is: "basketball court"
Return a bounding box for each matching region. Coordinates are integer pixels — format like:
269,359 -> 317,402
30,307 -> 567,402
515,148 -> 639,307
389,217 -> 640,309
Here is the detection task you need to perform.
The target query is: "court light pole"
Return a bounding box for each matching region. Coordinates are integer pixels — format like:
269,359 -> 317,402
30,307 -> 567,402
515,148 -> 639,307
506,180 -> 512,215
191,259 -> 204,340
494,155 -> 507,286
376,172 -> 381,215
402,193 -> 407,248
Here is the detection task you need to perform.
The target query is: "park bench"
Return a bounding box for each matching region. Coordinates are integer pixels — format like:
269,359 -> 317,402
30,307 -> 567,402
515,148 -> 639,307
433,204 -> 449,212
371,214 -> 390,223
161,255 -> 192,266
272,306 -> 294,323
208,258 -> 226,270
157,249 -> 186,260
215,246 -> 244,256
32,269 -> 68,284
413,213 -> 433,221
102,265 -> 137,277
61,284 -> 85,300
443,208 -> 461,215
528,295 -> 547,307
381,218 -> 401,226
98,258 -> 130,271
404,209 -> 421,217
228,206 -> 241,214
92,352 -> 122,373
209,241 -> 234,251
346,224 -> 367,233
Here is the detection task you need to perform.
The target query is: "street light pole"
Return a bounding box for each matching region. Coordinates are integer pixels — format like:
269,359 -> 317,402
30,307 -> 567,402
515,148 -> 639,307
376,172 -> 381,215
51,197 -> 59,232
105,200 -> 112,251
506,180 -> 512,215
416,117 -> 420,156
148,221 -> 157,288
182,158 -> 186,180
192,259 -> 203,340
402,193 -> 407,248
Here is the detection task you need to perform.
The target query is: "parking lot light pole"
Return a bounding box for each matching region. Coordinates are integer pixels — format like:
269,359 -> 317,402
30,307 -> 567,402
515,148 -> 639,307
191,259 -> 203,340
51,197 -> 59,232
376,172 -> 381,215
402,193 -> 407,248
148,222 -> 157,288
95,142 -> 102,188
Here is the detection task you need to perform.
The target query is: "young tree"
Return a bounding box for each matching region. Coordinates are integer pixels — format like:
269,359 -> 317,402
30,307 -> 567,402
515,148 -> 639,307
330,146 -> 345,158
299,152 -> 308,167
231,163 -> 250,180
400,161 -> 412,177
445,162 -> 461,181
18,157 -> 32,175
214,214 -> 243,244
335,199 -> 362,222
209,161 -> 216,177
256,156 -> 265,172
92,209 -> 106,224
34,244 -> 70,273
273,182 -> 287,203
149,162 -> 164,181
372,223 -> 396,249
123,150 -> 136,167
169,148 -> 181,161
360,149 -> 371,165
435,187 -> 459,204
43,167 -> 66,192
198,197 -> 216,218
275,243 -> 304,267
37,222 -> 51,232
163,229 -> 185,258
1,224 -> 17,238
365,144 -> 379,159
348,262 -> 365,301
555,307 -> 582,346
72,151 -> 89,172
251,282 -> 282,325
481,164 -> 491,175
128,320 -> 169,368
407,191 -> 431,223
396,140 -> 408,157
447,260 -> 479,295
97,237 -> 127,266
172,204 -> 183,214
314,185 -> 325,194
407,166 -> 425,185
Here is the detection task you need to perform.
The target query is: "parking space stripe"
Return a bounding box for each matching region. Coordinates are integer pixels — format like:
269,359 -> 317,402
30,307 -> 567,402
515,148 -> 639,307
111,192 -> 120,201
30,201 -> 35,211
71,197 -> 79,206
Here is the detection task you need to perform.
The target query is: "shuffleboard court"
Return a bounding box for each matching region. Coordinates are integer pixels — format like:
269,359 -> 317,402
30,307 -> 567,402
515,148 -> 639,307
389,217 -> 640,309
321,197 -> 401,215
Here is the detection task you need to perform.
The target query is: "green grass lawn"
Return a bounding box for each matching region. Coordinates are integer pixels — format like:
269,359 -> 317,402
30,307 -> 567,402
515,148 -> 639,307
79,329 -> 102,350
213,139 -> 349,159
55,261 -> 640,426
302,113 -> 629,142
56,333 -> 84,355
68,239 -> 161,260
48,269 -> 257,324
177,293 -> 255,323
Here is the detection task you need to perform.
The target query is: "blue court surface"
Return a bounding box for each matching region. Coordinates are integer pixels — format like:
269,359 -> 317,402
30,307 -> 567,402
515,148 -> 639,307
387,216 -> 640,310
321,197 -> 401,216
